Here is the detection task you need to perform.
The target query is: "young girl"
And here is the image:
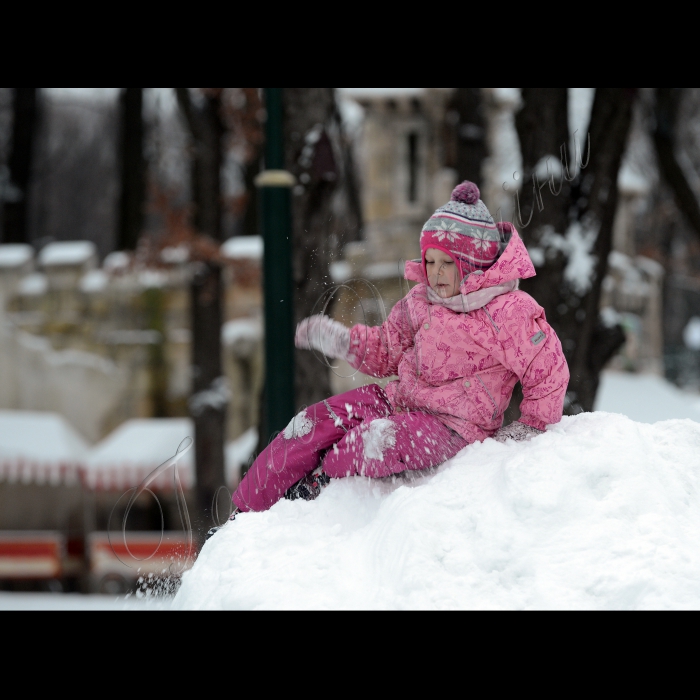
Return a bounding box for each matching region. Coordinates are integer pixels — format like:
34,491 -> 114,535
231,181 -> 569,515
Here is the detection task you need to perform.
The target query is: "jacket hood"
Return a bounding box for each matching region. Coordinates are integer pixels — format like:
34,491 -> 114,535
405,223 -> 535,294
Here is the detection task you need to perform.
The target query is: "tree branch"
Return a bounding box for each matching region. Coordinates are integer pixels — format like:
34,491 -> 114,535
653,87 -> 700,237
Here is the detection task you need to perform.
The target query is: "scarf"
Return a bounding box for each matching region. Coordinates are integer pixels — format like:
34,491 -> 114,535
426,279 -> 519,314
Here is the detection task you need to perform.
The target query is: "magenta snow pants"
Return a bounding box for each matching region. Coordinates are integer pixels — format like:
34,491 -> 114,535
233,384 -> 468,513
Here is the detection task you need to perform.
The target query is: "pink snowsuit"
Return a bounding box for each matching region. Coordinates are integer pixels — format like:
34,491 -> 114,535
233,224 -> 569,513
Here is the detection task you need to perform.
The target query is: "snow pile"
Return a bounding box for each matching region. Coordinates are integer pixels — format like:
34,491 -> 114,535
174,413 -> 700,610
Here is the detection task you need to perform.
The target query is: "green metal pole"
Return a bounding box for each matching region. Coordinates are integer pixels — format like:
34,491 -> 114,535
258,88 -> 296,439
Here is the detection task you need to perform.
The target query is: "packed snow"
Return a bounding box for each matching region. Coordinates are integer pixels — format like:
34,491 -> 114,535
173,412 -> 700,611
362,419 -> 397,461
284,410 -> 315,440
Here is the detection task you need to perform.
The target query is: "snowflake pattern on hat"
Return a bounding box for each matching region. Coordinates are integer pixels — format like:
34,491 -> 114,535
421,181 -> 505,277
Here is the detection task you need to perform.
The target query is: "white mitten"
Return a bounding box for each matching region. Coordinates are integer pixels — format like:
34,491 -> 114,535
295,315 -> 351,360
493,421 -> 545,444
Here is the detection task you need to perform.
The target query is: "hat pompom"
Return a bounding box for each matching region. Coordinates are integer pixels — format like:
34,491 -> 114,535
452,181 -> 480,205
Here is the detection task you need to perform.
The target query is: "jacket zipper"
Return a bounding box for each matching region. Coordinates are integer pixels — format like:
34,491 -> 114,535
484,309 -> 500,334
476,374 -> 499,421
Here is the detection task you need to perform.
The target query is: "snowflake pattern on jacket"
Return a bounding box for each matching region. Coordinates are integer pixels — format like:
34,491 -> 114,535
347,223 -> 570,445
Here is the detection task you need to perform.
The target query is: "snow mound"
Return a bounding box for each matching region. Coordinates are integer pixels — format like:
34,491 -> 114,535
173,413 -> 700,611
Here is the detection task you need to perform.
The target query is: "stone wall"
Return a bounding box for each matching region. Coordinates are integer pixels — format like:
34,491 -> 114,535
0,241 -> 264,445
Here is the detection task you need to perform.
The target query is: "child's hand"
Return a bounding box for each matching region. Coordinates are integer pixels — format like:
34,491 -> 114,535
295,315 -> 351,360
493,421 -> 545,444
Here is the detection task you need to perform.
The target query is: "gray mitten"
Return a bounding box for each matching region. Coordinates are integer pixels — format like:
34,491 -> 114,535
295,315 -> 351,360
493,421 -> 545,444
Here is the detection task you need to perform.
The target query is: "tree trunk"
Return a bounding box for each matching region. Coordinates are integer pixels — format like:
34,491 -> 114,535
514,88 -> 637,413
189,263 -> 226,534
117,88 -> 146,251
449,88 -> 488,187
176,88 -> 225,239
652,88 -> 700,239
514,88 -> 571,317
283,88 -> 342,410
2,88 -> 39,244
175,88 -> 227,536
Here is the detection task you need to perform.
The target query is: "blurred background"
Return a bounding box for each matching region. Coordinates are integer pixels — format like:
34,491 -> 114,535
1,87 -> 699,597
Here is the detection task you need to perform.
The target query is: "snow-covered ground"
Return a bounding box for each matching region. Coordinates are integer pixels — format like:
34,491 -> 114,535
4,371 -> 700,611
174,412 -> 700,611
596,371 -> 700,424
0,594 -> 168,611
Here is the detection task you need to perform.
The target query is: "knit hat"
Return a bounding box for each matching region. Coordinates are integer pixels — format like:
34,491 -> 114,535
421,181 -> 504,279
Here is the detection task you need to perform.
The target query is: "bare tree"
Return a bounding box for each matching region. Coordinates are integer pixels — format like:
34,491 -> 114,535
27,95 -> 118,256
175,88 -> 227,536
447,88 -> 488,187
514,88 -> 638,413
2,88 -> 39,244
652,88 -> 700,240
283,88 -> 345,410
118,88 -> 146,251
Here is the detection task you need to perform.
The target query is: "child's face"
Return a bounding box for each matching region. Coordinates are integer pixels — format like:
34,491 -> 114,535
425,248 -> 461,298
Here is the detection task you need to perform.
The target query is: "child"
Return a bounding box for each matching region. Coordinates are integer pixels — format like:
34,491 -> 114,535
231,181 -> 569,514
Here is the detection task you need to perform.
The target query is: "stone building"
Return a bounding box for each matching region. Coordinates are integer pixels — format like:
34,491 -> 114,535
331,87 -> 663,392
0,239 -> 264,446
0,89 -> 667,444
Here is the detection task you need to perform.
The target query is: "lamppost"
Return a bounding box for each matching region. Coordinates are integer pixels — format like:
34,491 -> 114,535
256,88 -> 296,440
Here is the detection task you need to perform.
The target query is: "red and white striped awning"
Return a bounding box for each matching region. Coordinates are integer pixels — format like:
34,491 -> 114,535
84,419 -> 195,492
84,420 -> 257,493
0,412 -> 86,487
0,413 -> 257,493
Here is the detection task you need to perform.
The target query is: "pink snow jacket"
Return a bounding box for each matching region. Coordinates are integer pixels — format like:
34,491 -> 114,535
347,224 -> 570,444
